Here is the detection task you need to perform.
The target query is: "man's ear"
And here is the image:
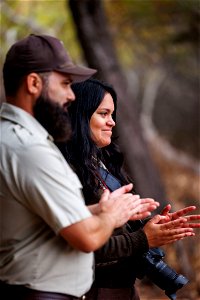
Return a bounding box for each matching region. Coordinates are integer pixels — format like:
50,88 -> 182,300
26,73 -> 42,96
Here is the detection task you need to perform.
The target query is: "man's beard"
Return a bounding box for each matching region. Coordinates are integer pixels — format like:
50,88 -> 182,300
33,94 -> 72,142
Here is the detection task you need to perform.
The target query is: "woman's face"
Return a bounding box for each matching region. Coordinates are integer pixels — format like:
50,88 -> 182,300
90,93 -> 116,148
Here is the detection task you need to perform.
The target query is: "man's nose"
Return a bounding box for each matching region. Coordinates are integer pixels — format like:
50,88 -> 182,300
67,87 -> 75,102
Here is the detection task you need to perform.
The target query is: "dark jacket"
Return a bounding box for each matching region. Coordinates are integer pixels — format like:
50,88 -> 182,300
92,167 -> 150,288
94,225 -> 149,287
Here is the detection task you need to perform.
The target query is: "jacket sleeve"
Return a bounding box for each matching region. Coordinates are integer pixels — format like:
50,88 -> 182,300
95,227 -> 149,264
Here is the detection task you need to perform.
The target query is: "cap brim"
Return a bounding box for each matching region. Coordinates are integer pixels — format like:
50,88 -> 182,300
55,65 -> 97,82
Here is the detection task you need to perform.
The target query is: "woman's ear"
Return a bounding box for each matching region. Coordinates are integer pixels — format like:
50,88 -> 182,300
26,73 -> 42,96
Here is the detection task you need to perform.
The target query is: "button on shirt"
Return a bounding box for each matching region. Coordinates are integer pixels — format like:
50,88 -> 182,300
0,103 -> 93,297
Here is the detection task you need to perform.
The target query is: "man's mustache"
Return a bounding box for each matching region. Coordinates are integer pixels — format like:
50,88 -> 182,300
63,102 -> 71,111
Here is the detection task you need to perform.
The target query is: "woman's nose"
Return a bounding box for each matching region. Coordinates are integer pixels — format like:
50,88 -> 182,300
107,117 -> 115,127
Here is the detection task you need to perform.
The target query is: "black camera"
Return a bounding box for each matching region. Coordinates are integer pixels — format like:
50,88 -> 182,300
137,248 -> 189,300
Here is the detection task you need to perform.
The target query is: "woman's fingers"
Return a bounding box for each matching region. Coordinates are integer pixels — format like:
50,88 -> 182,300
170,206 -> 197,220
161,204 -> 171,216
185,214 -> 200,221
160,217 -> 187,229
160,232 -> 195,245
180,214 -> 200,228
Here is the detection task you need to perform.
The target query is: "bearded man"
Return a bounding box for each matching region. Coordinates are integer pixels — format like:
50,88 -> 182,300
0,34 -> 157,300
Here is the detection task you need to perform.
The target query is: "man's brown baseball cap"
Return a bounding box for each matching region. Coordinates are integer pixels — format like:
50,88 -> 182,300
3,34 -> 97,82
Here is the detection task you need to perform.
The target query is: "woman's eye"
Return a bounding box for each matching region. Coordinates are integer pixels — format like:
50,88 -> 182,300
99,112 -> 107,116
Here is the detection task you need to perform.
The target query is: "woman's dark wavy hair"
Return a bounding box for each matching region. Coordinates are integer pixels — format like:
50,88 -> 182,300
57,78 -> 130,204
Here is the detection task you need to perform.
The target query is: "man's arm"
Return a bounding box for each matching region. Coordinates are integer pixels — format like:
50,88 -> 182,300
59,186 -> 132,252
60,185 -> 159,252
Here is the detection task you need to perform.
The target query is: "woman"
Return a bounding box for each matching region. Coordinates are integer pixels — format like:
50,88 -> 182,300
56,79 -> 199,300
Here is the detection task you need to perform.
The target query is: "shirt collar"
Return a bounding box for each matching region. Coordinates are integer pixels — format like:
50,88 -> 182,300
0,102 -> 53,141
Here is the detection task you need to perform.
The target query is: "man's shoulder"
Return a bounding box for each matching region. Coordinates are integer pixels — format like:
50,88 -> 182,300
1,103 -> 49,148
1,119 -> 47,151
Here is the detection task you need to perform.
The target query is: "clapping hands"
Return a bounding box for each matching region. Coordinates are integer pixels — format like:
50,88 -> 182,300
143,204 -> 200,248
160,204 -> 200,228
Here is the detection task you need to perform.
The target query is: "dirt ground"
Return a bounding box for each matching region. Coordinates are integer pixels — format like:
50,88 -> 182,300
138,144 -> 200,300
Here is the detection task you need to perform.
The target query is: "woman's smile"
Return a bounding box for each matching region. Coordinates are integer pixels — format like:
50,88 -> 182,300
90,93 -> 115,148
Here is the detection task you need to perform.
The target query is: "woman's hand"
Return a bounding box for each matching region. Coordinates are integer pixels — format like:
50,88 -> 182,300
143,214 -> 195,248
160,204 -> 200,228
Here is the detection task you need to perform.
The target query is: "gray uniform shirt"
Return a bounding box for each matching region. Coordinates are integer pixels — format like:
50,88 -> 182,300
0,103 -> 94,297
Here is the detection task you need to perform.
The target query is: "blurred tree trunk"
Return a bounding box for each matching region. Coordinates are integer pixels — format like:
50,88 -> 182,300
68,0 -> 167,207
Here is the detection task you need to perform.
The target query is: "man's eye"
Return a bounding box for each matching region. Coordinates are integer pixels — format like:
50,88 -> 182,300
63,81 -> 71,85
